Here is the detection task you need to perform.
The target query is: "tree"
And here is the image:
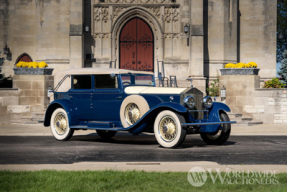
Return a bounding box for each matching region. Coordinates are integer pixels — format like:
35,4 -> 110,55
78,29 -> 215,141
278,50 -> 287,85
277,0 -> 287,62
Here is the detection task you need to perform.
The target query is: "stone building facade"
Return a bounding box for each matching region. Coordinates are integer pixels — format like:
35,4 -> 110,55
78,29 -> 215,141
0,0 -> 277,93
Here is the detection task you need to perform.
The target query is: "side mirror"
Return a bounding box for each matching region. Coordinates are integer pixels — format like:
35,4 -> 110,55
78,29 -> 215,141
110,73 -> 116,79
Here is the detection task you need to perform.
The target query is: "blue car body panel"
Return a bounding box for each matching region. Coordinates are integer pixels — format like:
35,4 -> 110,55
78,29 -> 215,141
198,102 -> 231,133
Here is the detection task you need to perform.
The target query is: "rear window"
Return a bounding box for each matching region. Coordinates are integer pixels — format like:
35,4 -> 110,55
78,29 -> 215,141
72,75 -> 92,89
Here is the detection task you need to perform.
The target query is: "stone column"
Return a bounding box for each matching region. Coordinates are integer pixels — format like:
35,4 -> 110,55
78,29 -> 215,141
189,0 -> 206,93
69,0 -> 84,69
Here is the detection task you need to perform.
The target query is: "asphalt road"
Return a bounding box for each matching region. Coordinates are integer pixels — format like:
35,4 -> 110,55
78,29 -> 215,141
0,133 -> 286,165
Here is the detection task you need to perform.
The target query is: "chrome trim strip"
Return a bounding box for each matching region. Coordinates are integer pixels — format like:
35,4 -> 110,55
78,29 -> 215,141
182,121 -> 237,126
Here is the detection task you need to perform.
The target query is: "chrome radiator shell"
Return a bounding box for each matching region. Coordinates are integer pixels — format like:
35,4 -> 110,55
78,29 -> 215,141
180,88 -> 204,119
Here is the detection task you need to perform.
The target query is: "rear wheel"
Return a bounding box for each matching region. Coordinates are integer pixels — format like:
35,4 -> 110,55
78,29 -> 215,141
154,110 -> 186,148
50,108 -> 74,141
200,112 -> 231,145
96,130 -> 117,139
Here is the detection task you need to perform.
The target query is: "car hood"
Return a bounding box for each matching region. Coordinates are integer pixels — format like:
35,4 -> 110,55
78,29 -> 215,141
124,86 -> 187,95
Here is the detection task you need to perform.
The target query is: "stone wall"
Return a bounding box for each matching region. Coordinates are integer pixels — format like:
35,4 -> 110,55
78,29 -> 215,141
239,0 -> 277,80
243,89 -> 287,124
0,74 -> 53,125
0,0 -> 83,76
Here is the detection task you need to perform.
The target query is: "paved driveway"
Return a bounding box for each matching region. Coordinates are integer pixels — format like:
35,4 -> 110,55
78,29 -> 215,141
0,133 -> 286,164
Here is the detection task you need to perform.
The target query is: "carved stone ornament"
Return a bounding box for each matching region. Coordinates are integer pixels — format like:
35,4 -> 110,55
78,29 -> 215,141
164,8 -> 179,23
106,0 -> 172,3
147,7 -> 160,19
94,7 -> 109,23
164,33 -> 180,39
93,33 -> 110,38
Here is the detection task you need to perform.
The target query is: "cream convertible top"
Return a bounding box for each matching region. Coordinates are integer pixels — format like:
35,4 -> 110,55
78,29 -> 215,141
54,68 -> 154,92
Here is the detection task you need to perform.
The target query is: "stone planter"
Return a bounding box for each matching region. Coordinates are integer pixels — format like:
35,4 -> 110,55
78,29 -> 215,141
219,68 -> 260,75
13,68 -> 54,75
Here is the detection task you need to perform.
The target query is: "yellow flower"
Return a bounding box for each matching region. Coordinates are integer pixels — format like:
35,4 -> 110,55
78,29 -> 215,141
235,63 -> 245,68
16,61 -> 26,67
225,63 -> 235,68
28,62 -> 38,68
248,61 -> 257,68
38,61 -> 48,68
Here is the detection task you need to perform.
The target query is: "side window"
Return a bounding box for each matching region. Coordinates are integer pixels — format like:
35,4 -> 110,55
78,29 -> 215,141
73,75 -> 92,89
95,75 -> 118,89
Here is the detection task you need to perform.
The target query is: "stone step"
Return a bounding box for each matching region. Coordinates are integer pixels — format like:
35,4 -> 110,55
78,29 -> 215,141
31,112 -> 45,117
21,116 -> 33,120
248,121 -> 263,126
241,117 -> 253,122
227,113 -> 243,119
10,120 -> 23,124
24,121 -> 42,124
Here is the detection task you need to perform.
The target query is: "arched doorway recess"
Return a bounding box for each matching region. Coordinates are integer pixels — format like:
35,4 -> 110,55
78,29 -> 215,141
119,17 -> 154,72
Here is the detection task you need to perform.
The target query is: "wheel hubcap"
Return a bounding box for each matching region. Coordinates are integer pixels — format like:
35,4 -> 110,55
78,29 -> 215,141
159,116 -> 178,142
54,112 -> 68,135
125,103 -> 140,126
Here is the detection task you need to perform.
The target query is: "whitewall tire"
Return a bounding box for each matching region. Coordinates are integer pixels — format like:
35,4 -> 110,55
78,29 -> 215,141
120,95 -> 150,128
154,110 -> 186,148
50,108 -> 74,141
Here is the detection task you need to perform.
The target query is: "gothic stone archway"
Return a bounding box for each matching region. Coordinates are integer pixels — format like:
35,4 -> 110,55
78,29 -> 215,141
119,17 -> 154,72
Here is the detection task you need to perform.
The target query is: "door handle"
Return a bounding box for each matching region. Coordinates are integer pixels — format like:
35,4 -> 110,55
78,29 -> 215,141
69,96 -> 73,100
116,96 -> 122,100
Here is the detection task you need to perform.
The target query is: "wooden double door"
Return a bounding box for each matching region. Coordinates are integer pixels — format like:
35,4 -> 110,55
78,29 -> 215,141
119,18 -> 154,72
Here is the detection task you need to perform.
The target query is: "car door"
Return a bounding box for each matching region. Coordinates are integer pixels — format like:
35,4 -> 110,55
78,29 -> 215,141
92,74 -> 122,121
68,75 -> 93,121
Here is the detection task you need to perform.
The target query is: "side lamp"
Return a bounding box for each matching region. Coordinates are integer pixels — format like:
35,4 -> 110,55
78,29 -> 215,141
221,85 -> 226,101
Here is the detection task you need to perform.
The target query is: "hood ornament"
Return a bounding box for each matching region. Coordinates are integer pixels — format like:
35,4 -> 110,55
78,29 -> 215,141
186,76 -> 193,88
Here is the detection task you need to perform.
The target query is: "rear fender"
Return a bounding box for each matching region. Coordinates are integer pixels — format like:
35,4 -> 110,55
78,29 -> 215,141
44,100 -> 76,127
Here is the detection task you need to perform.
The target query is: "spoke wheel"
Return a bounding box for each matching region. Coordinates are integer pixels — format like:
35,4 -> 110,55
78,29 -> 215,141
154,110 -> 186,148
159,116 -> 178,142
54,112 -> 68,135
124,103 -> 141,126
50,108 -> 74,141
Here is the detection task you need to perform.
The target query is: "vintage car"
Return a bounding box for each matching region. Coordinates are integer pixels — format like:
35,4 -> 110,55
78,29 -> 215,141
44,68 -> 236,148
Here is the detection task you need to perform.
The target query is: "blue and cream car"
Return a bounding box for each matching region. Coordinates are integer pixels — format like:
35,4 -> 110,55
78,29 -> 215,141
44,68 -> 236,148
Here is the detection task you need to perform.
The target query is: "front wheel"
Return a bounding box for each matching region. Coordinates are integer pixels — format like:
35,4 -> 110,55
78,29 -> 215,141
154,110 -> 187,148
200,112 -> 231,145
50,108 -> 74,141
96,130 -> 117,139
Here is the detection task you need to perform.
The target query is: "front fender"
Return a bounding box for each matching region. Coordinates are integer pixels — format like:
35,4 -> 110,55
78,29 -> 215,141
128,102 -> 188,135
44,100 -> 77,127
200,102 -> 231,133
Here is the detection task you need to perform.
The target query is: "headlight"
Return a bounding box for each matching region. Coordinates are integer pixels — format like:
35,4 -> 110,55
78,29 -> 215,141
202,96 -> 213,108
183,96 -> 195,109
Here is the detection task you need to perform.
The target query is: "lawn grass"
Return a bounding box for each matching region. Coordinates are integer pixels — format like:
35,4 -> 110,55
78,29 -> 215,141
0,170 -> 287,192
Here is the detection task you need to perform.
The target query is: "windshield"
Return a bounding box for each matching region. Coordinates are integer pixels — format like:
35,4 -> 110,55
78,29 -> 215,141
121,73 -> 155,87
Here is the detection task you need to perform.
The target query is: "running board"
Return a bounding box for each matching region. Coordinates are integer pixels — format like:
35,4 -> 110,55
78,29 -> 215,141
182,121 -> 237,126
70,125 -> 128,131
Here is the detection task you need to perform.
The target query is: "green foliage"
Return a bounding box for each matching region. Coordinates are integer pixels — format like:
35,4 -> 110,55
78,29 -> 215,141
263,78 -> 286,88
1,170 -> 287,192
207,74 -> 219,97
278,50 -> 287,86
277,0 -> 287,62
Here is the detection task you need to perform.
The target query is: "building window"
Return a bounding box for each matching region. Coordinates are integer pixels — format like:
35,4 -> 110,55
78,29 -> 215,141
15,53 -> 32,64
73,75 -> 92,89
94,75 -> 118,89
